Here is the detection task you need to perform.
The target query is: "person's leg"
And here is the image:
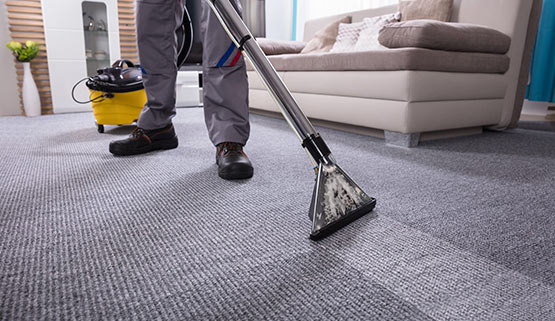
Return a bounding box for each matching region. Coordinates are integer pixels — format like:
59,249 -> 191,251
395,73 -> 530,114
200,0 -> 250,146
109,0 -> 184,156
200,0 -> 253,179
136,0 -> 185,130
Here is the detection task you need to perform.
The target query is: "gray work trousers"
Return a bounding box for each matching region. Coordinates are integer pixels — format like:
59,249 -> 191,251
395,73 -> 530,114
136,0 -> 250,146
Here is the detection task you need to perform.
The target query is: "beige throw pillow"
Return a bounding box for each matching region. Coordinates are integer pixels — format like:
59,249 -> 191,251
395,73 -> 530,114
331,13 -> 401,53
353,12 -> 402,52
399,0 -> 453,22
301,16 -> 352,54
330,21 -> 366,53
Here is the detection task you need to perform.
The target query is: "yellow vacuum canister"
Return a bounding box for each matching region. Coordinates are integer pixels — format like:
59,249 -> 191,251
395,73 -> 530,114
71,7 -> 193,133
72,60 -> 147,133
72,59 -> 147,133
89,87 -> 146,133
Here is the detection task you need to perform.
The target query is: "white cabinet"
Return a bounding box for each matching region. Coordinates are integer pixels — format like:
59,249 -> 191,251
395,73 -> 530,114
82,1 -> 112,76
42,0 -> 120,114
176,71 -> 202,107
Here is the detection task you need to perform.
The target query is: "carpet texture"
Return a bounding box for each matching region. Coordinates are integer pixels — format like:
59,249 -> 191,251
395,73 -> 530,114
1,108 -> 554,320
518,120 -> 555,133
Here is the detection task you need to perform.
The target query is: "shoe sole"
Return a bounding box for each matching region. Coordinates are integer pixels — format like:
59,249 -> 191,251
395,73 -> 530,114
218,163 -> 254,180
110,136 -> 179,156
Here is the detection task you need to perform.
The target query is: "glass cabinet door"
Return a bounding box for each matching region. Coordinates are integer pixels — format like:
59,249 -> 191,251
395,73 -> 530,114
82,1 -> 111,75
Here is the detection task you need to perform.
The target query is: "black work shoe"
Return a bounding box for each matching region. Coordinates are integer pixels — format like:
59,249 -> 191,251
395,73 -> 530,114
216,142 -> 254,180
109,123 -> 178,156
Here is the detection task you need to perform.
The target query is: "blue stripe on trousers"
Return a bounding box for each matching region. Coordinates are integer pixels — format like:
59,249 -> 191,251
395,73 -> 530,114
217,42 -> 236,67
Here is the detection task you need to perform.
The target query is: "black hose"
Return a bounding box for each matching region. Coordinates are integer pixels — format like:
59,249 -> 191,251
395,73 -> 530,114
71,77 -> 112,104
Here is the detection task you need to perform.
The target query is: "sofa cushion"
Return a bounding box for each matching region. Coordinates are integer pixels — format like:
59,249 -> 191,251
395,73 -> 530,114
379,20 -> 511,54
301,16 -> 352,54
248,49 -> 509,74
399,0 -> 453,22
257,38 -> 306,56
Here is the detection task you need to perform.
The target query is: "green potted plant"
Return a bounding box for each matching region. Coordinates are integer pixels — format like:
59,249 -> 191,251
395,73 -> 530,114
6,40 -> 41,116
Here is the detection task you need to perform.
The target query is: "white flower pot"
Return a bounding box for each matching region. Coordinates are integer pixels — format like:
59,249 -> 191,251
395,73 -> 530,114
22,62 -> 41,117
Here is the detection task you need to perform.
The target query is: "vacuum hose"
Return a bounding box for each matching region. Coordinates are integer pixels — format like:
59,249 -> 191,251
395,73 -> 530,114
71,77 -> 114,105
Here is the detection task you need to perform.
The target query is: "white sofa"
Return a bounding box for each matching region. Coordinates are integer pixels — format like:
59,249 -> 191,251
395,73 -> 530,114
247,0 -> 542,146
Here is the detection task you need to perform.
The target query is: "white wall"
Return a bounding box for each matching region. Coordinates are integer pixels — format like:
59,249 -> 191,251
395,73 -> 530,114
265,0 -> 293,40
0,0 -> 22,116
302,0 -> 397,19
295,0 -> 398,40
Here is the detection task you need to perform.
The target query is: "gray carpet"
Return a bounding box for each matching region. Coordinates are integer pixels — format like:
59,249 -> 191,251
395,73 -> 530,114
518,120 -> 555,133
1,108 -> 554,320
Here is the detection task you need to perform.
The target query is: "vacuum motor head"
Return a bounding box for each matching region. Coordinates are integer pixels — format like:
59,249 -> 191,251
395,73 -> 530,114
86,59 -> 144,93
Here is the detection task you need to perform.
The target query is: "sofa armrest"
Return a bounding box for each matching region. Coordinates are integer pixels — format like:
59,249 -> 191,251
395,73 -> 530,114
303,4 -> 398,42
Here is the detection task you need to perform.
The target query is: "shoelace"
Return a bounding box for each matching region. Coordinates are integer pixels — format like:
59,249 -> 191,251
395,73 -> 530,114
220,142 -> 242,156
131,128 -> 145,139
130,127 -> 152,144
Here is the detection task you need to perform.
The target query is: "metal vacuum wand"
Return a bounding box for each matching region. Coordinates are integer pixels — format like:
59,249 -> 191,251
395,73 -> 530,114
206,0 -> 376,239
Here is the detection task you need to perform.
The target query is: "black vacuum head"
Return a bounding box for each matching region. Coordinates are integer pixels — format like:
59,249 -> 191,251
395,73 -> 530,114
309,163 -> 376,240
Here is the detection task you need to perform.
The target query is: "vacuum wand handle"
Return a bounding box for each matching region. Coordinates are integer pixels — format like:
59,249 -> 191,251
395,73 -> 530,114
206,0 -> 318,142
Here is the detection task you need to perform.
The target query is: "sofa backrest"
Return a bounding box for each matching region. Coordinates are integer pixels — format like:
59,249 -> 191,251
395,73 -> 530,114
302,0 -> 542,129
452,0 -> 528,37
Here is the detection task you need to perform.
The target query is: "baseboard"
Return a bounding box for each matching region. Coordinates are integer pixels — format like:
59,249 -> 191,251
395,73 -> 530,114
250,108 -> 483,142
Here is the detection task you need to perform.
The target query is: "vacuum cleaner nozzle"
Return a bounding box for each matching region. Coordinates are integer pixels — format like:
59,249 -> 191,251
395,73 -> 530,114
309,162 -> 376,240
206,0 -> 376,240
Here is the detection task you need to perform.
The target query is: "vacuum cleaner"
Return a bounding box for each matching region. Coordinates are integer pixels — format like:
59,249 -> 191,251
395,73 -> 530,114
72,6 -> 194,133
206,0 -> 376,240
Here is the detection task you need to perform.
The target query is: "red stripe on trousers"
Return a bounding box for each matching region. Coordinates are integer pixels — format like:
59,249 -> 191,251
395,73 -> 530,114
229,50 -> 242,67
